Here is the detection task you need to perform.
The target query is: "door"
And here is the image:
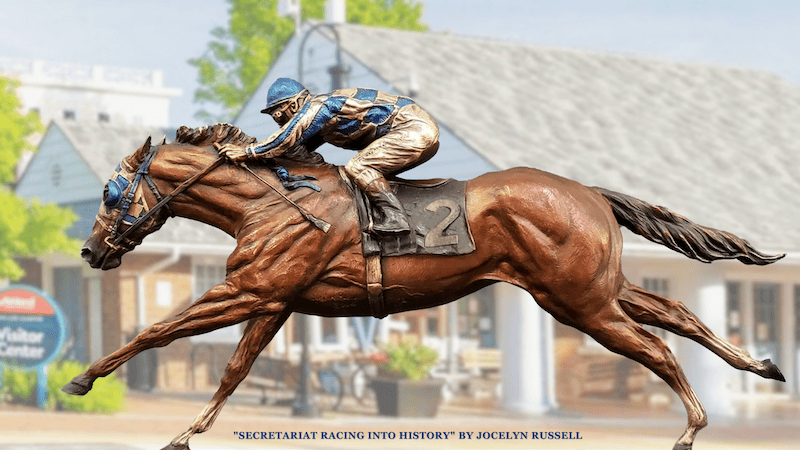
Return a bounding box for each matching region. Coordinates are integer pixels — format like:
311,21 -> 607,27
53,266 -> 87,363
753,283 -> 782,393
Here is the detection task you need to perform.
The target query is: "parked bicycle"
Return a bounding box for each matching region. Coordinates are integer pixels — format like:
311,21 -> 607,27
242,353 -> 345,412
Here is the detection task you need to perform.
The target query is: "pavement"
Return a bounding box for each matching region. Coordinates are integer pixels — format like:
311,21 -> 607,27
2,388 -> 800,450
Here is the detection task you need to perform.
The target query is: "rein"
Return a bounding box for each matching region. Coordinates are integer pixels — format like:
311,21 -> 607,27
111,149 -> 224,247
110,145 -> 330,248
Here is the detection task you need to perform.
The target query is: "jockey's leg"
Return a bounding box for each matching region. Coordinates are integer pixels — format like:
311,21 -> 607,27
344,104 -> 439,235
362,176 -> 412,235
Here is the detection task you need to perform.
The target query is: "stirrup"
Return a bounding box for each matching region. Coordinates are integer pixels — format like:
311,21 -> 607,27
371,214 -> 411,236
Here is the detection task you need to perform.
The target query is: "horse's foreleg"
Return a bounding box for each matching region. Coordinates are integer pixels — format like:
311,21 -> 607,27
165,311 -> 290,450
618,282 -> 785,382
583,305 -> 706,450
63,282 -> 280,395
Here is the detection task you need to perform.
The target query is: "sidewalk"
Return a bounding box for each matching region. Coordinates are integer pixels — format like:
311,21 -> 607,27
2,389 -> 799,450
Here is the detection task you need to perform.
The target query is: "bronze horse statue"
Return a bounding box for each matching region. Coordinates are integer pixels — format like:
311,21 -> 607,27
65,123 -> 785,450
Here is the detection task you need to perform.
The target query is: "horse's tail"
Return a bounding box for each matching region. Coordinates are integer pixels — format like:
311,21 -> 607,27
594,187 -> 784,266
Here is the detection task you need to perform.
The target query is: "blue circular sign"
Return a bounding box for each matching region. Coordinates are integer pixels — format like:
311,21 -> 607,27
0,285 -> 66,369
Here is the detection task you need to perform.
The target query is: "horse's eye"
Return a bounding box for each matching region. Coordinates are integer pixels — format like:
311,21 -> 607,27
104,180 -> 123,207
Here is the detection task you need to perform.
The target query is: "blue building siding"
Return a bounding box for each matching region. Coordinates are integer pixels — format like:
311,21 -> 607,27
16,124 -> 104,204
65,199 -> 100,240
234,28 -> 496,181
16,123 -> 103,242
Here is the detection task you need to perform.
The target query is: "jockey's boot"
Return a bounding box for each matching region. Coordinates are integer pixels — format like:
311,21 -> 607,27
364,178 -> 411,235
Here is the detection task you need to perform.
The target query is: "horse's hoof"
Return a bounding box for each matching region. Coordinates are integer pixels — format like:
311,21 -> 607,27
673,443 -> 692,450
161,443 -> 189,450
762,359 -> 786,382
60,374 -> 94,396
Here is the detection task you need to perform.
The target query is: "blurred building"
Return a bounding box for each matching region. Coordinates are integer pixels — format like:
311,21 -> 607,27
1,57 -> 181,180
0,57 -> 180,128
9,21 -> 800,413
5,59 -> 232,391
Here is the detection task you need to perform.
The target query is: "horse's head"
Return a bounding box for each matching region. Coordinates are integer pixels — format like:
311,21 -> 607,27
82,136 -> 171,270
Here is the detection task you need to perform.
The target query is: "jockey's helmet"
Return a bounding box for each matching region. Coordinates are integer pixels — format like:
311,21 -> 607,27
261,78 -> 308,114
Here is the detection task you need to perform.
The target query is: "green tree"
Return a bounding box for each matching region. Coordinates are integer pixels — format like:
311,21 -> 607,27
191,0 -> 427,122
0,77 -> 78,280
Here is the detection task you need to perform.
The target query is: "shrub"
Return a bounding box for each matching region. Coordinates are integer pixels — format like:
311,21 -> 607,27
380,340 -> 439,382
1,366 -> 37,405
46,360 -> 127,413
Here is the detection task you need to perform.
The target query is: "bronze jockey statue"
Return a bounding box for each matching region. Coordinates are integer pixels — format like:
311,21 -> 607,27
219,78 -> 440,235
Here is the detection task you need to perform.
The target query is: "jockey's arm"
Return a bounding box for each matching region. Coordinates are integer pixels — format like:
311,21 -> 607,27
244,101 -> 326,159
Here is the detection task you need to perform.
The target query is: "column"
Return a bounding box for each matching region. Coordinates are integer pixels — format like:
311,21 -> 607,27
497,283 -> 557,414
680,266 -> 733,417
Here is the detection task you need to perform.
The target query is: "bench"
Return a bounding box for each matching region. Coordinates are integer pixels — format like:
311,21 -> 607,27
564,353 -> 648,399
242,357 -> 295,405
459,348 -> 502,400
460,348 -> 501,377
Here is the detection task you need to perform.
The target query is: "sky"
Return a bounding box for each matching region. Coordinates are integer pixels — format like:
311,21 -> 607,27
0,0 -> 798,128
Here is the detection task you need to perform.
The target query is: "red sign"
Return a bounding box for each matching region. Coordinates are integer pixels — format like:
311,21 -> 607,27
0,289 -> 55,315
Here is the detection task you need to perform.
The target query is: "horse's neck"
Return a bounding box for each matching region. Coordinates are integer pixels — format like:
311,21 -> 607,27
155,148 -> 340,238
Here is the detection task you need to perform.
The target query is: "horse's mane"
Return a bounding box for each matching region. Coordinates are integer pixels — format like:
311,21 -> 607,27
174,123 -> 326,165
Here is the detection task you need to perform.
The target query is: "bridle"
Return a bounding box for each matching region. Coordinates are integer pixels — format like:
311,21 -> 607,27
98,142 -> 329,255
99,145 -> 224,252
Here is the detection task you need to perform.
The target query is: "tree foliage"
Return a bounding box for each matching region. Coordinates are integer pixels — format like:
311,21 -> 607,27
191,0 -> 427,122
0,78 -> 79,280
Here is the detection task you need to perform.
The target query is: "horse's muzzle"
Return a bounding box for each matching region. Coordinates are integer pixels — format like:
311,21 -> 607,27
81,243 -> 121,270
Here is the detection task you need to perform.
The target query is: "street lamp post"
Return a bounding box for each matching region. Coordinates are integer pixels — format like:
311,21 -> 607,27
290,20 -> 350,418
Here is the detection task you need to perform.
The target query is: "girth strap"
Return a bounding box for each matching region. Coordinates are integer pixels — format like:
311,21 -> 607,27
338,166 -> 387,319
365,254 -> 387,319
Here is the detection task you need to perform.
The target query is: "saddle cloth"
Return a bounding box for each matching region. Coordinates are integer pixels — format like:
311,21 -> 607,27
337,167 -> 476,319
341,169 -> 476,258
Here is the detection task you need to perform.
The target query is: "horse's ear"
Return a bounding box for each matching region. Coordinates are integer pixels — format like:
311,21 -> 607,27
159,135 -> 167,145
124,136 -> 152,168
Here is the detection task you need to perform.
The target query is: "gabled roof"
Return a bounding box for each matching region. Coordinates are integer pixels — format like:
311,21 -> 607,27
310,24 -> 799,253
48,121 -> 235,248
57,120 -> 172,181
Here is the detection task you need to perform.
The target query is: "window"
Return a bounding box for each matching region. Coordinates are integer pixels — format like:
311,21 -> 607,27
753,284 -> 780,343
427,309 -> 439,335
156,280 -> 172,307
321,317 -> 337,343
292,314 -> 307,344
795,285 -> 800,344
63,110 -> 76,120
726,282 -> 743,346
98,112 -> 110,123
753,283 -> 782,393
194,264 -> 226,297
458,296 -> 479,340
458,286 -> 496,347
643,278 -> 670,339
190,263 -> 240,343
51,164 -> 62,187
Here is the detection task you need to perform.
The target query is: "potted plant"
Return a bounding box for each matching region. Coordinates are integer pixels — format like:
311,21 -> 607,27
369,340 -> 444,417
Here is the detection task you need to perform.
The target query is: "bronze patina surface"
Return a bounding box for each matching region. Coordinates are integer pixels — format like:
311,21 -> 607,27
67,124 -> 784,450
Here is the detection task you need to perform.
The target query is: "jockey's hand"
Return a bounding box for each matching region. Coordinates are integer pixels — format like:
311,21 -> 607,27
217,143 -> 249,161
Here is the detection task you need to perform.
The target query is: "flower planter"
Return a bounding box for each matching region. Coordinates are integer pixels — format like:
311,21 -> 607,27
369,377 -> 444,417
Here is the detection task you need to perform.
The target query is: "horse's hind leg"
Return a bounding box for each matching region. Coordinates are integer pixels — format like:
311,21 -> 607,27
582,304 -> 706,450
164,311 -> 290,450
62,281 -> 280,395
618,281 -> 785,382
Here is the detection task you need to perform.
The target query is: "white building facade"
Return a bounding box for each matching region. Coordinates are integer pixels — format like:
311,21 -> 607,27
0,57 -> 180,128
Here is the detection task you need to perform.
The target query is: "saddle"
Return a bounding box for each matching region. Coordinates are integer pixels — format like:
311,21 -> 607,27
337,167 -> 476,318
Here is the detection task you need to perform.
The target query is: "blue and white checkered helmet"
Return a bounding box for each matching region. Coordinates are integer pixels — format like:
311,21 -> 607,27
261,78 -> 308,113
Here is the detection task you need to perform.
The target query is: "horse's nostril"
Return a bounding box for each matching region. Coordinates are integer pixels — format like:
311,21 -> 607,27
81,247 -> 92,259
